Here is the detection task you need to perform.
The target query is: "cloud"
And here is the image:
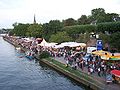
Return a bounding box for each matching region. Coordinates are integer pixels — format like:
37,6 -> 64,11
0,0 -> 120,28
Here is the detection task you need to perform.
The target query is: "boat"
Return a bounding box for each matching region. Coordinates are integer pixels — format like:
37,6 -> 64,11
25,51 -> 34,59
15,47 -> 21,51
25,55 -> 34,60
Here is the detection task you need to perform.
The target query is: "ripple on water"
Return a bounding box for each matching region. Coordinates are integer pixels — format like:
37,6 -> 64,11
0,37 -> 86,90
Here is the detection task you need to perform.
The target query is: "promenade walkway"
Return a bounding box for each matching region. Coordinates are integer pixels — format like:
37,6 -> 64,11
53,57 -> 120,90
3,36 -> 120,90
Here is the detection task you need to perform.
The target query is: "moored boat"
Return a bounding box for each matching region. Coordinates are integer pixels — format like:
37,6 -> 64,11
25,51 -> 34,59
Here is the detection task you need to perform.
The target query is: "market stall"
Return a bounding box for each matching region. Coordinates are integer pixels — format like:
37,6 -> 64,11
111,70 -> 120,83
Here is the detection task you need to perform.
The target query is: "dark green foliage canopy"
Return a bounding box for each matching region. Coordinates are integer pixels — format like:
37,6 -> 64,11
97,22 -> 120,33
63,18 -> 77,26
63,25 -> 97,40
78,15 -> 90,25
26,24 -> 43,37
39,51 -> 50,59
10,8 -> 120,51
49,31 -> 72,43
42,20 -> 63,41
12,23 -> 30,36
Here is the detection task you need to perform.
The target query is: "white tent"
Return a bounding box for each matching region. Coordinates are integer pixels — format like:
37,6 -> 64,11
60,42 -> 86,47
53,44 -> 64,49
46,42 -> 58,47
38,39 -> 57,47
38,38 -> 48,46
53,42 -> 86,49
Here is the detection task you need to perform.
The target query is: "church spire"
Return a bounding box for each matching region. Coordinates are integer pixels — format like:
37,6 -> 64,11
33,14 -> 36,24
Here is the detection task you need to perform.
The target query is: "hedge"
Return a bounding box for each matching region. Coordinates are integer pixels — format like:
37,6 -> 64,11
97,21 -> 120,33
63,25 -> 97,35
62,22 -> 120,35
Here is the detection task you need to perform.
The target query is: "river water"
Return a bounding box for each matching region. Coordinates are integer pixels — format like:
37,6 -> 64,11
0,37 -> 86,90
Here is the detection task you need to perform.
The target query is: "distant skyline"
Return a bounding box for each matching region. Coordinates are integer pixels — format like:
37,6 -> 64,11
0,0 -> 120,29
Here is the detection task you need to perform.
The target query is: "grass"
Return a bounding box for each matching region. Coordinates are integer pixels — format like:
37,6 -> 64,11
43,57 -> 104,88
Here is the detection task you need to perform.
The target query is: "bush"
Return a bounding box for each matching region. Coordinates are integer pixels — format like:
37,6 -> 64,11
97,21 -> 120,33
39,51 -> 50,59
62,25 -> 97,40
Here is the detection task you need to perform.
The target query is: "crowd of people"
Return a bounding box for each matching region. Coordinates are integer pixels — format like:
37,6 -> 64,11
3,35 -> 120,84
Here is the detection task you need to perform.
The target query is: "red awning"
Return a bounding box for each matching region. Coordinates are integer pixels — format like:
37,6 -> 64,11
111,70 -> 120,78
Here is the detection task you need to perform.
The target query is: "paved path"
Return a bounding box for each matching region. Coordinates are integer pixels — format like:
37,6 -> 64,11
53,56 -> 120,90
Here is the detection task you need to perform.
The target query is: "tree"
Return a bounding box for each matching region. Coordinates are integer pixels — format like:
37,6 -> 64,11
42,20 -> 63,41
75,32 -> 90,43
97,21 -> 120,33
77,15 -> 90,25
49,31 -> 72,43
12,22 -> 18,27
105,13 -> 120,22
99,32 -> 110,46
12,23 -> 30,36
42,23 -> 50,40
109,32 -> 120,51
48,20 -> 63,33
26,24 -> 43,37
90,8 -> 106,24
63,18 -> 77,26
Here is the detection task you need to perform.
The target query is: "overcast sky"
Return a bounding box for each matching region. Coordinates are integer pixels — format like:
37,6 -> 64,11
0,0 -> 120,28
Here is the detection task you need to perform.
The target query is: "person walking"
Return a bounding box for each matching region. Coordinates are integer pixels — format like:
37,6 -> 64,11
98,67 -> 101,77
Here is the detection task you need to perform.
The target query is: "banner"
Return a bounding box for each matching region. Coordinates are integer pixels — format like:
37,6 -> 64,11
96,40 -> 103,50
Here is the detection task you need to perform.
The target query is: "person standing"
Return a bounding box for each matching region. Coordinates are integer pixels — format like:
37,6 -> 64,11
98,67 -> 101,77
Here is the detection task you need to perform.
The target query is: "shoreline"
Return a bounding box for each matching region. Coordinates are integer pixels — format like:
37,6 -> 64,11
2,36 -> 110,90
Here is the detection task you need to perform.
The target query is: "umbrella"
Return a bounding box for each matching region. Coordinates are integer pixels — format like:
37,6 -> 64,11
92,50 -> 111,60
111,70 -> 120,78
92,50 -> 110,56
109,55 -> 120,61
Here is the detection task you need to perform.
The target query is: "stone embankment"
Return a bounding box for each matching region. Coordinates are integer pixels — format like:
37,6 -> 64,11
3,36 -> 116,90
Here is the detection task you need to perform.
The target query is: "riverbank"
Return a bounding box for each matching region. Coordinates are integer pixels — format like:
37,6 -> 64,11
3,36 -> 120,90
35,56 -> 104,90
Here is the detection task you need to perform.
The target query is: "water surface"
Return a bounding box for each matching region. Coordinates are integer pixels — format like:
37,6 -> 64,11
0,37 -> 86,90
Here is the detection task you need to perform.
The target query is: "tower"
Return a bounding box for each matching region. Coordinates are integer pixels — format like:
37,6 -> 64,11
33,14 -> 36,24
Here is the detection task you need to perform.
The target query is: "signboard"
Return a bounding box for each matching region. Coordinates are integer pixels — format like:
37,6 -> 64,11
96,40 -> 103,50
87,47 -> 97,53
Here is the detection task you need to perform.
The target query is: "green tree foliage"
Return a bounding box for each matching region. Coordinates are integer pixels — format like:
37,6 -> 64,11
42,20 -> 63,41
90,8 -> 106,24
26,24 -> 43,37
63,18 -> 77,26
42,23 -> 50,40
49,20 -> 63,33
97,21 -> 120,33
109,32 -> 120,51
12,23 -> 30,36
90,8 -> 120,24
75,32 -> 90,43
39,51 -> 50,59
105,13 -> 120,22
49,31 -> 72,43
63,25 -> 97,40
78,15 -> 90,25
99,33 -> 110,45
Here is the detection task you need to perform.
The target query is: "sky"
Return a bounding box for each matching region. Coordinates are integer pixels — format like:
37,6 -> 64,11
0,0 -> 120,29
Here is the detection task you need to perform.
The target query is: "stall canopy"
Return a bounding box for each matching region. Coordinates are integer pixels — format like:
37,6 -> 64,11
111,70 -> 120,78
109,55 -> 120,61
92,50 -> 120,61
23,38 -> 32,42
53,42 -> 86,49
92,50 -> 112,60
92,50 -> 111,56
60,42 -> 86,47
38,39 -> 57,47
